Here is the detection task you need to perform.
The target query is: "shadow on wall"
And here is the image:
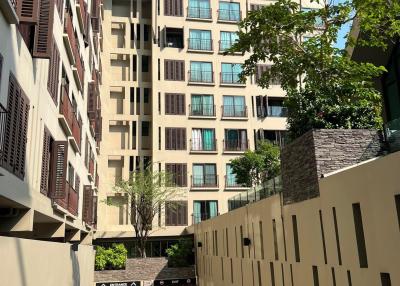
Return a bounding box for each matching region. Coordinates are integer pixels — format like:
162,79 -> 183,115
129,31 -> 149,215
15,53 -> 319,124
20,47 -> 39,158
70,246 -> 81,286
15,239 -> 28,286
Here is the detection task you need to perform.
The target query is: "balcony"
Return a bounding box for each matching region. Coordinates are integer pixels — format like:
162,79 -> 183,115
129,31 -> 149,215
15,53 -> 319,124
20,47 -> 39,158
188,70 -> 214,85
190,138 -> 217,153
191,174 -> 219,189
189,104 -> 216,118
221,105 -> 248,119
223,139 -> 249,152
58,86 -> 74,136
75,0 -> 87,32
88,158 -> 94,181
192,212 -> 216,224
225,175 -> 247,189
188,38 -> 213,52
54,181 -> 79,217
69,115 -> 82,152
63,11 -> 76,65
220,72 -> 244,86
72,54 -> 84,91
187,7 -> 212,20
0,0 -> 18,24
0,104 -> 7,165
217,9 -> 241,22
268,105 -> 288,117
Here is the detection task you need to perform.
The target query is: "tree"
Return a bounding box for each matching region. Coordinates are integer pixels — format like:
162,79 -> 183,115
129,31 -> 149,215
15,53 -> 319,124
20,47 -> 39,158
230,140 -> 280,188
166,239 -> 194,267
95,243 -> 128,271
107,164 -> 183,258
228,0 -> 400,139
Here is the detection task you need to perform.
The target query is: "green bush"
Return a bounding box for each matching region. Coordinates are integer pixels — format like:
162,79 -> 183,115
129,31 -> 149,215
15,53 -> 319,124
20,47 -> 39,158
166,239 -> 194,268
95,243 -> 128,271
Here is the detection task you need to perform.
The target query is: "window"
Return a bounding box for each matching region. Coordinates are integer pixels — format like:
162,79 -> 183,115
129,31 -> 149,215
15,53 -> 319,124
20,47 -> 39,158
189,61 -> 213,83
226,164 -> 240,187
47,41 -> 60,105
255,129 -> 286,148
224,129 -> 248,151
189,29 -> 212,51
220,31 -> 238,51
142,121 -> 150,136
192,164 -> 217,187
191,128 -> 216,151
165,93 -> 185,115
218,1 -> 240,21
250,4 -> 265,11
2,73 -> 30,179
221,63 -> 242,84
165,127 -> 186,150
301,7 -> 323,27
190,94 -> 214,116
164,60 -> 185,81
222,95 -> 246,117
164,0 -> 183,16
165,201 -> 188,226
193,200 -> 218,223
188,0 -> 211,19
144,24 -> 150,41
268,99 -> 287,117
142,55 -> 149,72
165,28 -> 184,48
256,65 -> 280,85
165,163 -> 187,187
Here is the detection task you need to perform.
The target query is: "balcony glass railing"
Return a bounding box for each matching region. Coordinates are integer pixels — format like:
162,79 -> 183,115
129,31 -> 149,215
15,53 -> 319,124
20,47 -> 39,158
222,105 -> 247,118
191,174 -> 218,187
189,70 -> 214,83
187,7 -> 212,19
221,72 -> 241,84
228,176 -> 282,211
190,138 -> 217,151
218,9 -> 241,21
188,38 -> 213,51
189,104 -> 215,116
385,118 -> 400,153
268,106 -> 288,117
223,139 -> 248,151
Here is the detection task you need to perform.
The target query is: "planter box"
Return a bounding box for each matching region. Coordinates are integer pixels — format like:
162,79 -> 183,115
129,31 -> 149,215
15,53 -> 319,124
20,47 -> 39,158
281,129 -> 384,205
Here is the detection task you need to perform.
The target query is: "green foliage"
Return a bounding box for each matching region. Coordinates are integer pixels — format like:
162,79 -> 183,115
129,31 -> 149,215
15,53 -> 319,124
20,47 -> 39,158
166,239 -> 194,268
106,163 -> 182,258
95,243 -> 128,271
228,0 -> 400,139
230,140 -> 280,187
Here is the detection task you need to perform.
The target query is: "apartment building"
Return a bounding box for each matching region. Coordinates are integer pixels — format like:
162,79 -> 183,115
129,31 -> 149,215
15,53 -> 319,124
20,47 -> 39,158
95,0 -> 319,256
0,0 -> 101,244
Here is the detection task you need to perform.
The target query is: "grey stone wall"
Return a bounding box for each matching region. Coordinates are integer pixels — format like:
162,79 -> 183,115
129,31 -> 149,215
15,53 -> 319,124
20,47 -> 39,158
281,129 -> 383,205
95,257 -> 195,283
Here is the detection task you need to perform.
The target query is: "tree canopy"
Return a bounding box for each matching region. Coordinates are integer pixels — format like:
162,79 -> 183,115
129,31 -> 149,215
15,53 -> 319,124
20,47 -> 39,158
229,0 -> 400,139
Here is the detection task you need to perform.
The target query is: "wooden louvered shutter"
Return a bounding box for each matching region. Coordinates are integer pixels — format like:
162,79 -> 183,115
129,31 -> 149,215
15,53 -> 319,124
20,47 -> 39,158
0,53 -> 3,91
164,0 -> 171,16
47,40 -> 60,105
92,195 -> 98,225
165,93 -> 171,114
49,141 -> 68,198
171,128 -> 176,149
165,128 -> 171,149
176,61 -> 185,81
83,185 -> 93,223
75,174 -> 80,192
181,164 -> 187,187
16,0 -> 39,23
180,128 -> 186,150
164,60 -> 172,80
55,0 -> 63,19
40,127 -> 51,195
181,201 -> 188,225
33,0 -> 54,58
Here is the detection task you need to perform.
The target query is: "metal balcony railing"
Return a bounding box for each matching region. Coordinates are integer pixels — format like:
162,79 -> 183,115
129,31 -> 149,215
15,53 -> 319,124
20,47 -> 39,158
0,104 -> 7,162
220,72 -> 242,84
191,174 -> 218,188
187,7 -> 212,19
223,139 -> 249,151
225,175 -> 244,188
189,70 -> 214,83
188,38 -> 213,51
190,138 -> 217,152
217,9 -> 241,22
222,105 -> 248,118
189,104 -> 215,117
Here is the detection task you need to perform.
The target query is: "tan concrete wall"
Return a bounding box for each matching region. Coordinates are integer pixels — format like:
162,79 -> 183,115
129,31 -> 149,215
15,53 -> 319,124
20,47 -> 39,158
0,236 -> 94,286
97,0 -> 320,239
194,151 -> 400,286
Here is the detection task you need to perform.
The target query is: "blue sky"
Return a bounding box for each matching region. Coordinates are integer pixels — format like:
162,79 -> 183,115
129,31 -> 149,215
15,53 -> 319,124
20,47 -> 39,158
333,0 -> 352,49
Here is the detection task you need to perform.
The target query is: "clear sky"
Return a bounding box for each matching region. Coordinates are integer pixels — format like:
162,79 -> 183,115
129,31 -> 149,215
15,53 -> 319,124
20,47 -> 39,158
333,0 -> 352,49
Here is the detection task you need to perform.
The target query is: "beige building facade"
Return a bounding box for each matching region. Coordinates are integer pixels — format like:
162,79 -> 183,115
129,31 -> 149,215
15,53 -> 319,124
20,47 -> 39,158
193,150 -> 400,286
96,0 -> 320,246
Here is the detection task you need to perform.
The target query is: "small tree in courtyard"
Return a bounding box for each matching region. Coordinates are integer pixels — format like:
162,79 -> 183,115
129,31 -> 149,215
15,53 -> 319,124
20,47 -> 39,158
230,140 -> 280,188
228,0 -> 400,140
107,164 -> 182,258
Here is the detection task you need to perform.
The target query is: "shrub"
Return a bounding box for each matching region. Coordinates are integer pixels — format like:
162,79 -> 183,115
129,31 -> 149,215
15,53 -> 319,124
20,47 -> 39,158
166,239 -> 194,268
95,243 -> 128,271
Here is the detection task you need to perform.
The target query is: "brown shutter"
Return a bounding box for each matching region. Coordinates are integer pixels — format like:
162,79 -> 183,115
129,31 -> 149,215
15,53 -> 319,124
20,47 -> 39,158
16,0 -> 40,23
164,60 -> 171,80
176,0 -> 183,16
47,40 -> 60,105
49,141 -> 68,198
0,53 -> 3,91
83,185 -> 93,223
33,0 -> 55,58
181,128 -> 186,150
55,0 -> 63,19
40,127 -> 51,195
75,174 -> 80,192
164,0 -> 171,16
